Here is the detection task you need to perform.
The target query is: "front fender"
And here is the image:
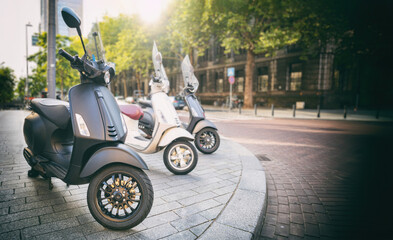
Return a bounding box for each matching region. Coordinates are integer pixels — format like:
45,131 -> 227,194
80,144 -> 148,178
192,119 -> 217,134
158,127 -> 194,147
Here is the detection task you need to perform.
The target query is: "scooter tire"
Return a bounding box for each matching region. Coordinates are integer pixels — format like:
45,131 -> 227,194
194,128 -> 220,154
163,140 -> 198,175
87,164 -> 153,230
28,169 -> 39,178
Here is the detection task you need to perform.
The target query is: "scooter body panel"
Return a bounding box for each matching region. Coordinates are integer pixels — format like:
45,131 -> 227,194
80,143 -> 147,178
158,127 -> 194,147
63,83 -> 144,184
192,119 -> 217,135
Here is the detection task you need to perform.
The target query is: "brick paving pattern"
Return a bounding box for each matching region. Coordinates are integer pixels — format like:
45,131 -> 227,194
0,110 -> 245,239
213,117 -> 393,239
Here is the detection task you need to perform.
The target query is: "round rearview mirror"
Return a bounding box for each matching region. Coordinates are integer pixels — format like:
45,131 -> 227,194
61,7 -> 81,28
155,52 -> 162,64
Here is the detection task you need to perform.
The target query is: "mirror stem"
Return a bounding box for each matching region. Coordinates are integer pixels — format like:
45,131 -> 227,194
77,27 -> 87,55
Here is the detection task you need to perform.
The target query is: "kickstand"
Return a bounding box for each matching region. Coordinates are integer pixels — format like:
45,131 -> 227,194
48,178 -> 53,190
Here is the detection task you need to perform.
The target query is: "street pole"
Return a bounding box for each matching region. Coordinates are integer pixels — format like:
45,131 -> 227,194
25,23 -> 32,103
47,0 -> 56,99
229,83 -> 232,110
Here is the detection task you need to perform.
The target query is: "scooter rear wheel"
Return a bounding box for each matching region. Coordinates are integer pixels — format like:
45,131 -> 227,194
195,128 -> 220,154
87,164 -> 153,230
163,140 -> 198,175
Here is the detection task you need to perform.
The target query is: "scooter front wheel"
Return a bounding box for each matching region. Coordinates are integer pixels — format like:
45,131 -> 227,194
163,140 -> 198,175
195,128 -> 220,154
87,164 -> 153,230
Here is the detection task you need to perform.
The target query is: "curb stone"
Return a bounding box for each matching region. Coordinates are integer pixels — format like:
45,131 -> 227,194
200,139 -> 267,239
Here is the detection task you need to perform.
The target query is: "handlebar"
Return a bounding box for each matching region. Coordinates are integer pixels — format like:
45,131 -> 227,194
58,49 -> 74,63
152,76 -> 161,83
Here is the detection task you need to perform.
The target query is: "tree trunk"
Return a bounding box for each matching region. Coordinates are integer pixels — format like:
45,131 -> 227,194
136,72 -> 141,94
244,49 -> 255,108
123,71 -> 128,98
61,76 -> 64,100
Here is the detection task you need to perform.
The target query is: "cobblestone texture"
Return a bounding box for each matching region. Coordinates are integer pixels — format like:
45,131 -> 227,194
0,110 -> 253,239
212,115 -> 393,239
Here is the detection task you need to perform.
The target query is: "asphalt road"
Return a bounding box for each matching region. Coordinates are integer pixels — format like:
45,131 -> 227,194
211,118 -> 393,239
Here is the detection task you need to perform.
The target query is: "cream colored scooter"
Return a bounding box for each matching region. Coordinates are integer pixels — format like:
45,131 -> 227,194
120,42 -> 198,175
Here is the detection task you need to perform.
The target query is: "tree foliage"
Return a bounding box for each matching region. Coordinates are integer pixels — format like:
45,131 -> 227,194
24,32 -> 86,99
0,66 -> 16,104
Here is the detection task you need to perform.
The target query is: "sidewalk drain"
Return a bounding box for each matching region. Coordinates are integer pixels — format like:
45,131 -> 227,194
256,154 -> 271,161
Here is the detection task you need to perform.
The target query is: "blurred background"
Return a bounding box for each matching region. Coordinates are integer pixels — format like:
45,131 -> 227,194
1,0 -> 392,111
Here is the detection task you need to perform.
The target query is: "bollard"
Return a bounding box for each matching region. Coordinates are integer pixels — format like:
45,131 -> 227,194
239,104 -> 242,114
376,109 -> 380,119
271,104 -> 274,117
254,104 -> 257,116
292,104 -> 296,117
343,105 -> 347,119
317,105 -> 320,118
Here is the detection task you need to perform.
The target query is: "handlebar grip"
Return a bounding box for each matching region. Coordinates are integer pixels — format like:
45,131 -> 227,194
58,49 -> 74,62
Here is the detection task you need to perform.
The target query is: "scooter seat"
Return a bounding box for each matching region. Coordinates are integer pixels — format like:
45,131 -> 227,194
30,98 -> 70,129
119,104 -> 144,120
138,100 -> 152,108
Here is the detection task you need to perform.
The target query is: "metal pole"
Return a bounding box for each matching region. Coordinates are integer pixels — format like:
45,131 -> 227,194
254,104 -> 257,116
317,105 -> 320,118
292,104 -> 296,117
47,0 -> 56,99
25,23 -> 32,103
229,83 -> 232,110
271,104 -> 274,117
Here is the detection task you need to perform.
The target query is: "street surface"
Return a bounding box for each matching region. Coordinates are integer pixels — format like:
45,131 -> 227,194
209,116 -> 393,239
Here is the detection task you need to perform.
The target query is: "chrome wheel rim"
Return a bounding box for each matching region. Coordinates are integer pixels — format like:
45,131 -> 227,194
168,143 -> 194,170
198,131 -> 216,150
97,173 -> 142,221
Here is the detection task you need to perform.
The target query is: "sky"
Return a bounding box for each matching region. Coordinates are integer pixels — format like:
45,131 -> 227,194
0,0 -> 170,79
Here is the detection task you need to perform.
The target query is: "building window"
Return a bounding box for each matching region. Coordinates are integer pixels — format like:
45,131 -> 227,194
290,63 -> 302,91
257,67 -> 269,92
237,77 -> 244,92
217,78 -> 223,92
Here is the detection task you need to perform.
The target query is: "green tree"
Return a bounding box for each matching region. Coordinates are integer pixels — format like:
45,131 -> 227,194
167,0 -> 213,64
27,32 -> 85,99
99,15 -> 155,97
210,0 -> 300,108
0,66 -> 16,106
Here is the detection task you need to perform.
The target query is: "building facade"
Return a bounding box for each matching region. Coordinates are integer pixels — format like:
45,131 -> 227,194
164,43 -> 357,109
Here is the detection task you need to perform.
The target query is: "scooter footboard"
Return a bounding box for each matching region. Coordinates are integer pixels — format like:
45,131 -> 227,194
80,144 -> 148,178
158,128 -> 194,147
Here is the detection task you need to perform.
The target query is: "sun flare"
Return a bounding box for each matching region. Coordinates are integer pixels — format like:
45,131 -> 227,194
134,0 -> 170,23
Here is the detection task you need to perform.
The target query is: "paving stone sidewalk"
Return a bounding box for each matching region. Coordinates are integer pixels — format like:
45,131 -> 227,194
0,110 -> 266,239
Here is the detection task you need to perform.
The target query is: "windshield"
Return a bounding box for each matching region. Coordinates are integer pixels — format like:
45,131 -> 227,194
151,41 -> 170,92
181,55 -> 199,92
86,31 -> 105,62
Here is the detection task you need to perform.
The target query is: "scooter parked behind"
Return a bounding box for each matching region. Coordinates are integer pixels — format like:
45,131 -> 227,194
119,42 -> 198,175
180,55 -> 220,154
23,7 -> 153,230
136,55 -> 220,154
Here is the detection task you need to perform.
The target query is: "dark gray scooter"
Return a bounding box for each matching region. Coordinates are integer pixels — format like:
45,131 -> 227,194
22,7 -> 153,230
137,55 -> 220,154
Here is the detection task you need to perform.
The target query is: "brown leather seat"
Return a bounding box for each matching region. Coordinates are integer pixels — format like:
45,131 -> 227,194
119,104 -> 144,120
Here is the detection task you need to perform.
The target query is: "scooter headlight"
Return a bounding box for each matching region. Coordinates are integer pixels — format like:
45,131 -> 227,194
104,71 -> 111,84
